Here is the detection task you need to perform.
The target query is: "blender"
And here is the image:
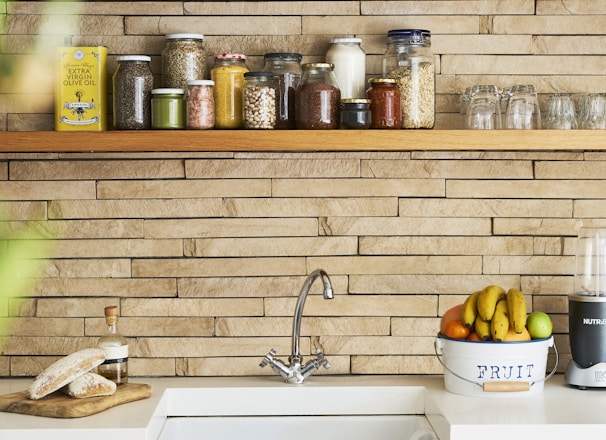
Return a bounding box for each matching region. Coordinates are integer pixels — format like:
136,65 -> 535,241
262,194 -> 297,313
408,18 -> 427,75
565,227 -> 606,389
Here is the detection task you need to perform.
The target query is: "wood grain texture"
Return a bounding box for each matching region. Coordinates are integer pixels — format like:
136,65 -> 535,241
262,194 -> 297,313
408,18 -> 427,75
0,382 -> 151,418
1,130 -> 605,152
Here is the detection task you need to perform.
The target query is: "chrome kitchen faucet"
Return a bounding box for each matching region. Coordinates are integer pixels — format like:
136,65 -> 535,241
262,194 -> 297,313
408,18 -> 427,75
259,269 -> 333,383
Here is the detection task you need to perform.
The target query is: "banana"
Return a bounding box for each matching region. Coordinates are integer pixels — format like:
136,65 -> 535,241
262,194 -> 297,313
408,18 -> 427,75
461,290 -> 481,328
507,288 -> 527,334
477,285 -> 506,321
474,315 -> 491,341
491,299 -> 509,342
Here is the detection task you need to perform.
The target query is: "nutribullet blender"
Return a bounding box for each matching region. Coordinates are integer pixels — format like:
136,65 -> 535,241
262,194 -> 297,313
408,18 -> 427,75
565,227 -> 606,389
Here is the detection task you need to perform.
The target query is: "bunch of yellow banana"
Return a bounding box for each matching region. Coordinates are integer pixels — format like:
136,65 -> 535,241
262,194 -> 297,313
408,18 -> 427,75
460,285 -> 527,342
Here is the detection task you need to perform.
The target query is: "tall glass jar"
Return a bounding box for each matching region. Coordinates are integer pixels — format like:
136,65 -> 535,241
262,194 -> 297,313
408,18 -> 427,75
243,72 -> 277,129
295,63 -> 341,129
367,78 -> 401,129
382,29 -> 435,129
162,33 -> 207,89
211,53 -> 249,129
151,88 -> 185,129
186,79 -> 215,130
262,53 -> 302,129
326,37 -> 366,99
112,55 -> 154,130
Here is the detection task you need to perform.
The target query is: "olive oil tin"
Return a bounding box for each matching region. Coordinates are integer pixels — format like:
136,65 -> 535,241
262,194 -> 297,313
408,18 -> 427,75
55,46 -> 108,131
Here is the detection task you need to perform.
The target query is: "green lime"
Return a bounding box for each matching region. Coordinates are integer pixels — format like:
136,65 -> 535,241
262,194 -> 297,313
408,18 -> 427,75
526,311 -> 553,339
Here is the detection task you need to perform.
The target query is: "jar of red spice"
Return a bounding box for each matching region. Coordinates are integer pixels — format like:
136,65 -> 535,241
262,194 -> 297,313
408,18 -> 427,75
367,78 -> 401,129
295,63 -> 341,129
186,79 -> 214,129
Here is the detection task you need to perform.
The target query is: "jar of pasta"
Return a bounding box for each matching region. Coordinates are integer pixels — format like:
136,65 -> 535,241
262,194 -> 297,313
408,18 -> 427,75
210,53 -> 249,129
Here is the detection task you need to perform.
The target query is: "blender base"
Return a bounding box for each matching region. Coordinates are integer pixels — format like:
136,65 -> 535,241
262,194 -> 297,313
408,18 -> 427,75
565,361 -> 606,389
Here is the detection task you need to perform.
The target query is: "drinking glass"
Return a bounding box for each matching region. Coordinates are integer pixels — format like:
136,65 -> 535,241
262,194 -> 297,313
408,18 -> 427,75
465,85 -> 502,129
505,84 -> 541,129
543,93 -> 577,129
580,93 -> 606,129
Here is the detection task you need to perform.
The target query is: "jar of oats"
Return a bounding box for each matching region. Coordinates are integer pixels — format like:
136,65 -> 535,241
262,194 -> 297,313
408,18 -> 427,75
382,29 -> 435,129
112,55 -> 154,129
243,72 -> 277,129
162,34 -> 207,89
211,53 -> 249,129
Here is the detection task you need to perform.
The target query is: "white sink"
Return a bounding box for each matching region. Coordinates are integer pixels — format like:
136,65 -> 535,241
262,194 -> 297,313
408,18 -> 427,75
156,377 -> 438,440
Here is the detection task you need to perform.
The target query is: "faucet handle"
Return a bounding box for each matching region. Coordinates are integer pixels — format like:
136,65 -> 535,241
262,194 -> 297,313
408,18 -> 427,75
259,348 -> 277,368
314,348 -> 331,369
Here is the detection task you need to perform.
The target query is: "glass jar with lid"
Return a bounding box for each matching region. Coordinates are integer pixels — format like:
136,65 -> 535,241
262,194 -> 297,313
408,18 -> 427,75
112,55 -> 154,130
186,79 -> 214,130
151,88 -> 185,129
295,63 -> 341,129
161,33 -> 207,89
211,53 -> 249,129
243,72 -> 277,129
326,38 -> 366,100
367,78 -> 401,129
262,53 -> 302,129
340,98 -> 371,129
382,29 -> 435,129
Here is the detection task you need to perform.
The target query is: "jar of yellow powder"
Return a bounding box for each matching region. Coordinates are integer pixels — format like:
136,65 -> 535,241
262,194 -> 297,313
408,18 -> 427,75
210,53 -> 249,128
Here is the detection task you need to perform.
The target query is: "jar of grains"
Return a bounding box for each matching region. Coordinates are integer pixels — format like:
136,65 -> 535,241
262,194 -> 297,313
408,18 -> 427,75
151,88 -> 185,129
162,33 -> 207,89
325,37 -> 366,99
210,53 -> 249,129
112,55 -> 154,129
186,79 -> 215,129
243,72 -> 277,129
367,78 -> 401,129
340,98 -> 371,129
262,52 -> 302,129
295,63 -> 341,129
382,29 -> 435,129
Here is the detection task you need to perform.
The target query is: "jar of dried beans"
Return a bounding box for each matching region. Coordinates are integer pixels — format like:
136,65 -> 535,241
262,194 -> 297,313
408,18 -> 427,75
367,78 -> 401,129
112,55 -> 154,129
162,33 -> 207,89
211,53 -> 249,129
243,72 -> 277,129
262,52 -> 302,129
295,63 -> 341,129
382,29 -> 435,129
186,79 -> 214,129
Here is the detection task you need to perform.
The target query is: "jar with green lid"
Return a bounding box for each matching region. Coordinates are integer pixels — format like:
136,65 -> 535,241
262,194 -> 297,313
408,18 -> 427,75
151,88 -> 185,129
112,55 -> 154,130
211,53 -> 249,129
367,78 -> 401,129
295,63 -> 341,129
382,29 -> 435,128
262,53 -> 302,129
340,98 -> 371,129
243,72 -> 277,129
162,33 -> 207,89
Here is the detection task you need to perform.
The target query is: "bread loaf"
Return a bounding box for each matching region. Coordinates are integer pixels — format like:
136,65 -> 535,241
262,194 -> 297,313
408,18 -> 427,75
28,348 -> 106,400
62,372 -> 117,398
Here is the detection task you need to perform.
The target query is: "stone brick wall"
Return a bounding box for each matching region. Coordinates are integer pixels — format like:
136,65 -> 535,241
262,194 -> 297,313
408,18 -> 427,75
0,1 -> 603,377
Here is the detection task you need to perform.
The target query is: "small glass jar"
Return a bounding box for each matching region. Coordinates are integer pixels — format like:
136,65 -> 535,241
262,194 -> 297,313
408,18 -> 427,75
151,88 -> 185,129
340,98 -> 371,129
162,33 -> 207,89
367,78 -> 401,129
326,37 -> 366,99
262,53 -> 302,129
112,55 -> 154,130
243,72 -> 277,129
295,63 -> 341,129
186,79 -> 215,130
382,29 -> 435,129
211,53 -> 249,129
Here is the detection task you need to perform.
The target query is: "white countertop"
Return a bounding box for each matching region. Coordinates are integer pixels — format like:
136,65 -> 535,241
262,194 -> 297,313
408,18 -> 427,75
1,374 -> 605,440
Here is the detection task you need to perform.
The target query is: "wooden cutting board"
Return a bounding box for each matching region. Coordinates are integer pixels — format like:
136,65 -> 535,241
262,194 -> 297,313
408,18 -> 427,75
0,382 -> 152,418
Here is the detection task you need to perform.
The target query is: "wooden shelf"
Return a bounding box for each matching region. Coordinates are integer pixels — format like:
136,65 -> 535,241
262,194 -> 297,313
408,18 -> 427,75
1,130 -> 606,152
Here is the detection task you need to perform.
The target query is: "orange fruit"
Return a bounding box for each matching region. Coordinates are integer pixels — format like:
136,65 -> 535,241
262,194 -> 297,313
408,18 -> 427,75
440,304 -> 464,335
503,326 -> 531,342
444,319 -> 471,340
467,331 -> 482,341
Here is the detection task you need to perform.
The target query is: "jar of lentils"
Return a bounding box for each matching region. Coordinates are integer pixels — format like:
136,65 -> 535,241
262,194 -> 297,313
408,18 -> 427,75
262,53 -> 302,129
367,78 -> 401,129
211,53 -> 249,129
151,88 -> 185,129
295,63 -> 341,129
186,79 -> 214,130
382,29 -> 435,129
162,33 -> 207,89
112,55 -> 154,129
243,72 -> 277,129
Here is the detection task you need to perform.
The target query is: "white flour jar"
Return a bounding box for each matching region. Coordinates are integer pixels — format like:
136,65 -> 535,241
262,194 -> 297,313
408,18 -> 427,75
326,38 -> 366,99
